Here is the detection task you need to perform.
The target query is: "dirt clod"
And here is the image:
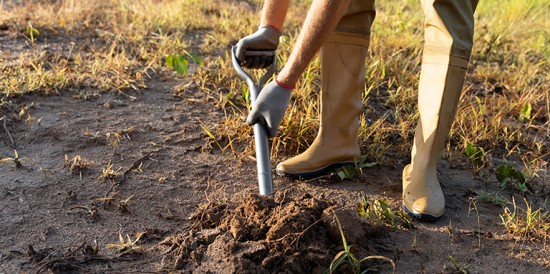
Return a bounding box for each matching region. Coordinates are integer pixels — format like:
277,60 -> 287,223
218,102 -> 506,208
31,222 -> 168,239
164,193 -> 375,273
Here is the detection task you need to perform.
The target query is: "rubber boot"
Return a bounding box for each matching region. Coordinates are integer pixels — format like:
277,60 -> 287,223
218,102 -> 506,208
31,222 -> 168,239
276,32 -> 369,179
402,0 -> 478,221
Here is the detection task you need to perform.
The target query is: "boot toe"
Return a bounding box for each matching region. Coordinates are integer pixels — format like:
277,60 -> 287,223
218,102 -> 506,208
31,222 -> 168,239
275,163 -> 331,180
276,161 -> 357,180
402,202 -> 444,222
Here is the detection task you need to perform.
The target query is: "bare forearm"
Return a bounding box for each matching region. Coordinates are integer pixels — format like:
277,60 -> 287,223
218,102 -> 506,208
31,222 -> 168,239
278,0 -> 350,86
260,0 -> 290,31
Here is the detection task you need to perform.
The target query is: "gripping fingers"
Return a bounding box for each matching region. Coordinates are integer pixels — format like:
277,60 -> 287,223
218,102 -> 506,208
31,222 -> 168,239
243,55 -> 274,69
246,110 -> 259,126
246,108 -> 276,137
235,40 -> 248,63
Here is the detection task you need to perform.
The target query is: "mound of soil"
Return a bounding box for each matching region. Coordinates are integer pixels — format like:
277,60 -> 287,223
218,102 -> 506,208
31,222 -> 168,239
160,193 -> 382,273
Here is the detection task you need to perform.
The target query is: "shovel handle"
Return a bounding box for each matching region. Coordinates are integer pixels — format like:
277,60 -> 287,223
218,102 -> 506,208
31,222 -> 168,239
231,47 -> 277,103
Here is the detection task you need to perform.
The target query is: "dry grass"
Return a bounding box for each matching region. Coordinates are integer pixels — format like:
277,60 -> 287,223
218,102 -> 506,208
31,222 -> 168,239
500,197 -> 550,243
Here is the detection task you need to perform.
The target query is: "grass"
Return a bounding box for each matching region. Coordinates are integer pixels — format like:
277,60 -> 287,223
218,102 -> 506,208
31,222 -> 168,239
106,231 -> 146,255
500,197 -> 550,243
0,149 -> 22,168
99,161 -> 121,181
448,255 -> 470,274
1,0 -> 547,165
64,154 -> 91,175
326,210 -> 396,274
356,192 -> 413,230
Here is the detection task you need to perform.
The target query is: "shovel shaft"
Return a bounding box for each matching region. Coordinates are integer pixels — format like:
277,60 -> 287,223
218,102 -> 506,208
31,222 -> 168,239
253,123 -> 273,195
231,47 -> 276,196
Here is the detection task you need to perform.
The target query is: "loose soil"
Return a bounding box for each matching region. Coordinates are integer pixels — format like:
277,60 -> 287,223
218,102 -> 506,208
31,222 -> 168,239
1,24 -> 549,274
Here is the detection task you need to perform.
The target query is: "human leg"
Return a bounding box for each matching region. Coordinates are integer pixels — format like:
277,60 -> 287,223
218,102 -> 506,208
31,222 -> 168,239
276,0 -> 376,179
402,0 -> 479,221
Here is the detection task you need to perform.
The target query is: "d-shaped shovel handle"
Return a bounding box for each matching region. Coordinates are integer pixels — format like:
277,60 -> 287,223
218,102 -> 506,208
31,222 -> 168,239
231,47 -> 277,196
231,47 -> 277,103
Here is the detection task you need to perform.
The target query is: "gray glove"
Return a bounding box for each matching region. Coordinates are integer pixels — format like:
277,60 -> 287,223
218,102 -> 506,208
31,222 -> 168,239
246,81 -> 292,138
236,26 -> 281,69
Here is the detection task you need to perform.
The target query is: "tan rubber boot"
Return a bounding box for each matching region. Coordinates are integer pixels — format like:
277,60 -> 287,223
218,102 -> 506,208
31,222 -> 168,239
402,56 -> 468,221
276,32 -> 369,179
276,0 -> 375,180
402,0 -> 478,221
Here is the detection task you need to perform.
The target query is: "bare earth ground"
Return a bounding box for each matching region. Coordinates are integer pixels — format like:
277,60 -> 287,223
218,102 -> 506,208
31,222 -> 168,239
1,22 -> 549,274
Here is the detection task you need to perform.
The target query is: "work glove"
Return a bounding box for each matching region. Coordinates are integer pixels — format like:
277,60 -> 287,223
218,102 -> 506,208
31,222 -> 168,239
235,25 -> 280,69
246,81 -> 292,138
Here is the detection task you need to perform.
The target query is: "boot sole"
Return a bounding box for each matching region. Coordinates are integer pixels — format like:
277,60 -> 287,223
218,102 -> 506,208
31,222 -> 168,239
401,203 -> 443,222
275,161 -> 357,180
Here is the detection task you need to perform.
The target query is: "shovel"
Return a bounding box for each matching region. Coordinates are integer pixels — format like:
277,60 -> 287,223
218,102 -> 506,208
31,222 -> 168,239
231,47 -> 277,196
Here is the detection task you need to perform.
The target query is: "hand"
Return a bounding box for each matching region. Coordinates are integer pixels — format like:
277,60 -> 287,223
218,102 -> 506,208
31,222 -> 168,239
246,81 -> 292,138
235,26 -> 280,69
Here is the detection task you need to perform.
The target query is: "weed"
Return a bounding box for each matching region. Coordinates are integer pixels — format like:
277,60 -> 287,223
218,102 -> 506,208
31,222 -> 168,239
496,164 -> 530,194
500,197 -> 550,242
325,210 -> 395,274
25,21 -> 40,45
99,161 -> 121,181
0,149 -> 22,168
83,130 -> 102,143
337,156 -> 377,180
14,104 -> 34,121
106,231 -> 146,256
465,142 -> 487,168
95,190 -> 121,208
104,127 -> 133,147
448,255 -> 470,274
105,132 -> 124,148
64,154 -> 90,176
199,120 -> 226,152
475,190 -> 507,207
166,52 -> 203,76
468,197 -> 483,248
518,102 -> 532,123
356,192 -> 413,229
118,195 -> 134,214
70,202 -> 98,220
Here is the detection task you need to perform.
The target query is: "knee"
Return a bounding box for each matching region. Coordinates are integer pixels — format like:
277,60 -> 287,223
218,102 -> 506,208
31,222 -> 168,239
424,0 -> 478,58
335,0 -> 376,36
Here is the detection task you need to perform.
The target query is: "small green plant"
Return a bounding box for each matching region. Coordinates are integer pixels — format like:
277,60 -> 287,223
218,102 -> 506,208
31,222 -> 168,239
475,190 -> 507,207
500,197 -> 550,242
465,142 -> 486,163
325,210 -> 395,274
467,197 -> 484,248
0,149 -> 22,168
106,231 -> 146,255
166,52 -> 203,76
475,190 -> 507,206
199,119 -> 232,154
495,164 -> 530,194
70,202 -> 98,220
337,156 -> 377,180
518,102 -> 532,123
356,193 -> 413,229
26,22 -> 40,44
105,130 -> 128,147
118,195 -> 134,214
448,255 -> 470,274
